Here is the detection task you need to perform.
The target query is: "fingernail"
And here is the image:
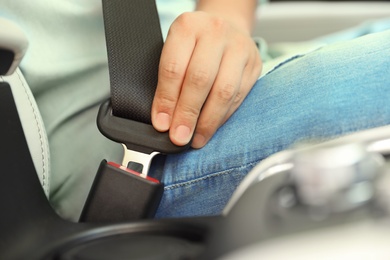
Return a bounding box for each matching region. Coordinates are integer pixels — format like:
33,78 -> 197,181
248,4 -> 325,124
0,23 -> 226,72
193,133 -> 206,149
155,112 -> 170,131
174,125 -> 191,145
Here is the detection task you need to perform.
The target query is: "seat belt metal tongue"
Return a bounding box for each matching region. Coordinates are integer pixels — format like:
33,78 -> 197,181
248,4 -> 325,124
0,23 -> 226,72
122,145 -> 159,177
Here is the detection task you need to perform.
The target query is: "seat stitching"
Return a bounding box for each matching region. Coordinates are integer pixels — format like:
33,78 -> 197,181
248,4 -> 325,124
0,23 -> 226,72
15,70 -> 49,195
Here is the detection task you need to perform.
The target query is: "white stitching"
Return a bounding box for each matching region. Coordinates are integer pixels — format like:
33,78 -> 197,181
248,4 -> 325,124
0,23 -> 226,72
15,70 -> 49,196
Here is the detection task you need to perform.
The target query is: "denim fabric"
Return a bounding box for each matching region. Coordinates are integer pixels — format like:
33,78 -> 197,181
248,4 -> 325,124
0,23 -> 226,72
155,29 -> 390,218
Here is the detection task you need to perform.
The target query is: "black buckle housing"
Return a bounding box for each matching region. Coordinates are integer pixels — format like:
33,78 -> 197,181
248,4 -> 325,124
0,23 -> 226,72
80,160 -> 164,222
97,100 -> 192,154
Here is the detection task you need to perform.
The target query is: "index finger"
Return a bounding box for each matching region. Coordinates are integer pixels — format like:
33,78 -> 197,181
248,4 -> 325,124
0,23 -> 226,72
151,25 -> 196,132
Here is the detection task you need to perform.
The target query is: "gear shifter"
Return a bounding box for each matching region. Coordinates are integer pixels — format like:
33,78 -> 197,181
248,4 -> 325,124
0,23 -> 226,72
292,141 -> 384,218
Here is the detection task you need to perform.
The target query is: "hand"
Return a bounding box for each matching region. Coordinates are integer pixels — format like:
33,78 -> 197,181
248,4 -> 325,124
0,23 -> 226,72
152,11 -> 262,148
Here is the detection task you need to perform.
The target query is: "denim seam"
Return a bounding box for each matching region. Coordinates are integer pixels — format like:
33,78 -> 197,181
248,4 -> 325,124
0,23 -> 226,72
263,45 -> 326,77
164,160 -> 260,191
264,54 -> 305,76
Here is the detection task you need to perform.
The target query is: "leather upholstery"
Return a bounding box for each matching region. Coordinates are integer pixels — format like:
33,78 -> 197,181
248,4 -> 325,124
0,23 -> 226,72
0,69 -> 50,197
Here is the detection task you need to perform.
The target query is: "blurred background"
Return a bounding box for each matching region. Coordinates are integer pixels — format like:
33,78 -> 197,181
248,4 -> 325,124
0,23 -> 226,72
255,0 -> 390,43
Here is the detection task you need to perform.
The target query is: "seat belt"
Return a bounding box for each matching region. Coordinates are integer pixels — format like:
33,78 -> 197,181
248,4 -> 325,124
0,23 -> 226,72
80,0 -> 191,222
99,0 -> 191,171
102,0 -> 162,124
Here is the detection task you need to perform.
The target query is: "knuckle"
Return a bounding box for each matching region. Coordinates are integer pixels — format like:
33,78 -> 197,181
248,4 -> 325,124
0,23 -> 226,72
234,91 -> 245,104
216,83 -> 236,103
179,103 -> 201,121
205,15 -> 229,36
197,118 -> 219,135
230,34 -> 253,54
160,60 -> 183,80
210,16 -> 226,31
189,69 -> 212,89
234,38 -> 251,57
172,12 -> 194,31
255,58 -> 263,76
157,91 -> 177,108
233,90 -> 243,104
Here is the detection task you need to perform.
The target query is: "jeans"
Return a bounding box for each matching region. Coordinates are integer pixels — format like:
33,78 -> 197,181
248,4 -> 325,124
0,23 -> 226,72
154,29 -> 390,218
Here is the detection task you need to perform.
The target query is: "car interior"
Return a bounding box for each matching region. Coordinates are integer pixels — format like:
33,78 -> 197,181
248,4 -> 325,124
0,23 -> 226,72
1,1 -> 390,259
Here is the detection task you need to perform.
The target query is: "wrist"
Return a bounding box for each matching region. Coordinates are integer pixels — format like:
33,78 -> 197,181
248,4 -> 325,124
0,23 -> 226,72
195,0 -> 256,34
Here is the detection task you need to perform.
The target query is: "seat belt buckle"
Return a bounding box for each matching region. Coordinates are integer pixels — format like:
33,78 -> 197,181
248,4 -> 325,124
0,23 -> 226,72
79,160 -> 164,223
80,100 -> 191,223
97,99 -> 191,174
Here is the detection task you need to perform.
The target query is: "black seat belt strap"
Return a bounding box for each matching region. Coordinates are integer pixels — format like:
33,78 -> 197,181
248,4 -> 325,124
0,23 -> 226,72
102,0 -> 162,124
98,0 -> 191,158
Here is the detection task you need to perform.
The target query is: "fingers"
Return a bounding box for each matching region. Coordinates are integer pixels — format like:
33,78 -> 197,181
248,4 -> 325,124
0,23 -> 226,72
192,46 -> 247,148
169,37 -> 225,146
152,19 -> 196,133
152,12 -> 263,148
222,44 -> 262,125
193,39 -> 262,148
152,12 -> 226,146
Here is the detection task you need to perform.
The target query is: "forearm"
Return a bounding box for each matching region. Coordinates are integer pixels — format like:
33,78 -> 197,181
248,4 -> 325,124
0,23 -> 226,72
195,0 -> 257,33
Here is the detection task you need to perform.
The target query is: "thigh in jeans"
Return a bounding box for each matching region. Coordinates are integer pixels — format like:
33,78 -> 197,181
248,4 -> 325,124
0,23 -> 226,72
155,30 -> 390,218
